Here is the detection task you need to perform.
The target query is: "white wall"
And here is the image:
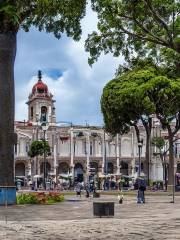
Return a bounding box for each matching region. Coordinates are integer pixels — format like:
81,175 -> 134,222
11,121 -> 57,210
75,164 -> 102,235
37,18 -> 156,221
59,140 -> 70,156
121,138 -> 132,157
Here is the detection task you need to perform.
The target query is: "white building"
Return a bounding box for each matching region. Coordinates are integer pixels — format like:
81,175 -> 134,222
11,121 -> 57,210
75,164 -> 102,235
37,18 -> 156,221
14,71 -> 180,184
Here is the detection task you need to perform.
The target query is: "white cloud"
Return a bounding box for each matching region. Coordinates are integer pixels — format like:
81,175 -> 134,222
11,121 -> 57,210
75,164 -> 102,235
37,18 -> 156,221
15,3 -> 124,125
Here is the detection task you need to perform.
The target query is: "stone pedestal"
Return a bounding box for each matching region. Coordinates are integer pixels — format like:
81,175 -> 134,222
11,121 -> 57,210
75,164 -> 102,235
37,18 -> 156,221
93,202 -> 114,217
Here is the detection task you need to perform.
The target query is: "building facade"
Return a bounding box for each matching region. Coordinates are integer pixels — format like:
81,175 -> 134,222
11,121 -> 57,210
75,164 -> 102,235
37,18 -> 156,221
14,72 -> 180,184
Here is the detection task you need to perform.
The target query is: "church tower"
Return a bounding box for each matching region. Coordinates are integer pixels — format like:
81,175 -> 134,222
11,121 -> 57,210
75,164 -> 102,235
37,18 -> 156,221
26,70 -> 56,125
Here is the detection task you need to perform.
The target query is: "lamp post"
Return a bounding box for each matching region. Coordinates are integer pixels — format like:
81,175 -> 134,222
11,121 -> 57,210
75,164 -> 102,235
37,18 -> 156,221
35,114 -> 40,176
162,146 -> 167,191
41,122 -> 49,190
138,139 -> 143,177
103,130 -> 108,190
137,138 -> 144,204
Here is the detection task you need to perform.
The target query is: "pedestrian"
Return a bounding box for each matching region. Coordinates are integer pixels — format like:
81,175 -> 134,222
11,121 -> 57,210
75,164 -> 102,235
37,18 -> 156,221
75,184 -> 81,197
118,192 -> 124,204
85,184 -> 90,198
137,178 -> 146,204
85,188 -> 89,198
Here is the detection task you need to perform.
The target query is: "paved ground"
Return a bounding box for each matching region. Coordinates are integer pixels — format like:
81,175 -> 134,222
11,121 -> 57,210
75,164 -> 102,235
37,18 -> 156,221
0,194 -> 180,239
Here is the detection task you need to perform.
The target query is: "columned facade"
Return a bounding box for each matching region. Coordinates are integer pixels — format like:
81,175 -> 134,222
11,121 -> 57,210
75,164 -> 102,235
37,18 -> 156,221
14,71 -> 180,185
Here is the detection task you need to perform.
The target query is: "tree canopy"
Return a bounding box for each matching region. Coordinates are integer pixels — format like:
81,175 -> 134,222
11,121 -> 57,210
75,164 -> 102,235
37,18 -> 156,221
101,66 -> 180,186
28,140 -> 51,158
101,67 -> 157,135
0,0 -> 86,39
85,0 -> 180,66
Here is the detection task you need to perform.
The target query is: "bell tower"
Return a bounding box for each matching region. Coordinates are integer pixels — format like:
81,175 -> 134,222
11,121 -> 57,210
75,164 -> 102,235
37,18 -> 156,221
26,70 -> 56,125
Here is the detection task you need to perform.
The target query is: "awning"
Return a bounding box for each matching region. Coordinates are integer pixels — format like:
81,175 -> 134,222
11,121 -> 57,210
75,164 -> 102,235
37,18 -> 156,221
59,173 -> 72,179
98,173 -> 106,178
33,175 -> 42,178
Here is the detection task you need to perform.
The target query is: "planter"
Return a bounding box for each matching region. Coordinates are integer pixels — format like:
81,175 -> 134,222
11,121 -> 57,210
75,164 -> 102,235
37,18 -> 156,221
93,201 -> 114,217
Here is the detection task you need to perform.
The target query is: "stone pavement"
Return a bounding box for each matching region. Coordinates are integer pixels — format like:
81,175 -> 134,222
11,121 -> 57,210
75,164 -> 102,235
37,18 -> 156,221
0,194 -> 180,239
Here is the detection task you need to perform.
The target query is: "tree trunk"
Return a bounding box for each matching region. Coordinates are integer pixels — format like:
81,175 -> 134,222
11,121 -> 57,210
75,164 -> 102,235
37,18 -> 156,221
165,163 -> 168,191
0,32 -> 16,186
167,132 -> 174,190
141,117 -> 152,186
145,133 -> 150,185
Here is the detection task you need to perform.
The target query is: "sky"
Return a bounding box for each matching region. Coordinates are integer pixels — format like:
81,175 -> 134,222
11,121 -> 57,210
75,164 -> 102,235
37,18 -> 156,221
14,3 -> 123,126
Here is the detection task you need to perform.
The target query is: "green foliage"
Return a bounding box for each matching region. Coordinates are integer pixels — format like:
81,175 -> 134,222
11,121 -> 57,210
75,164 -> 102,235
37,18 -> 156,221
28,140 -> 51,158
85,0 -> 180,66
0,0 -> 87,39
0,1 -> 20,24
101,67 -> 157,134
101,65 -> 180,137
149,179 -> 163,187
102,64 -> 180,185
16,192 -> 64,204
47,191 -> 65,202
151,137 -> 165,150
17,192 -> 38,204
143,76 -> 180,127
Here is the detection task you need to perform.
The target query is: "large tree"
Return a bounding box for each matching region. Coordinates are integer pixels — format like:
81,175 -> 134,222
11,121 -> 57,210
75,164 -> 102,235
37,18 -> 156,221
101,67 -> 156,183
28,140 -> 51,159
102,67 -> 180,188
143,75 -> 180,189
85,0 -> 180,67
0,0 -> 86,186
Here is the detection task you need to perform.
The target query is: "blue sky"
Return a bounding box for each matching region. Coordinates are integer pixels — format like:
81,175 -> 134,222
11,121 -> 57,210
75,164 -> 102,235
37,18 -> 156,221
14,4 -> 123,126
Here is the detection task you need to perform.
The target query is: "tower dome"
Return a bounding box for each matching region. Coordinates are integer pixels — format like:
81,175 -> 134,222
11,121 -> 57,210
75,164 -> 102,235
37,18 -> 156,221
27,70 -> 56,125
32,70 -> 48,94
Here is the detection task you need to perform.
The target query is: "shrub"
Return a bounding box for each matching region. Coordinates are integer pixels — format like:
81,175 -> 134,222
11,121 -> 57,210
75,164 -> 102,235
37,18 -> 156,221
47,192 -> 65,202
17,192 -> 64,204
17,192 -> 38,204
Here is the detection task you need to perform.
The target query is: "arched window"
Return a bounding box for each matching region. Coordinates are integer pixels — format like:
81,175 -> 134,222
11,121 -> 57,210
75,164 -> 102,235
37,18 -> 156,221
90,162 -> 98,174
90,142 -> 93,155
107,162 -> 114,174
31,107 -> 33,118
74,163 -> 84,182
15,163 -> 25,176
58,162 -> 69,174
120,161 -> 128,175
40,106 -> 47,122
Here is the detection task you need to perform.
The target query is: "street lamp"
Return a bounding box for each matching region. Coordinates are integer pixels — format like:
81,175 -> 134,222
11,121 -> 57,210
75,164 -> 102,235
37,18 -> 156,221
138,139 -> 143,177
103,130 -> 108,190
41,122 -> 49,190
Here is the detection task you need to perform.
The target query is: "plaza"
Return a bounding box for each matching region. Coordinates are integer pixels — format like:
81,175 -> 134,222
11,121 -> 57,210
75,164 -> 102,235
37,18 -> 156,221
0,1 -> 179,239
0,194 -> 180,239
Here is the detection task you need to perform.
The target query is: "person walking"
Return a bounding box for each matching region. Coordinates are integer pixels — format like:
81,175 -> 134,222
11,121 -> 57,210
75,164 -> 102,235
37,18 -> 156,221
75,183 -> 81,197
137,177 -> 146,203
85,183 -> 90,198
